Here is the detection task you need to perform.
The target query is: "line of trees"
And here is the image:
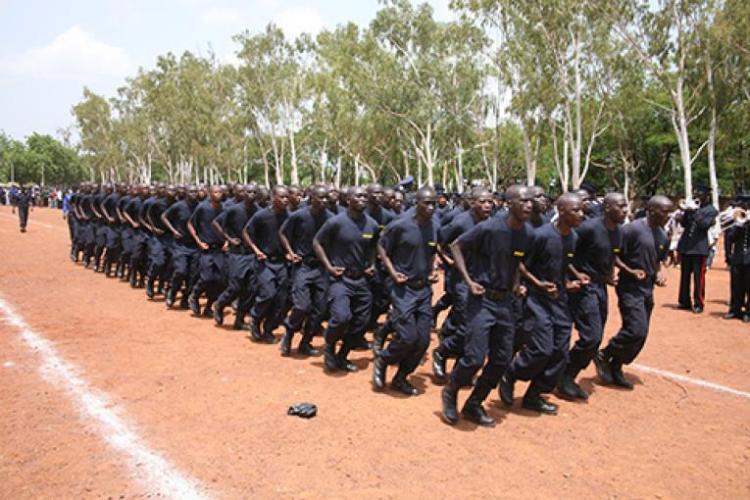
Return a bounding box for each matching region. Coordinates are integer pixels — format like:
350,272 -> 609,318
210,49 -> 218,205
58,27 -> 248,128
5,0 -> 749,200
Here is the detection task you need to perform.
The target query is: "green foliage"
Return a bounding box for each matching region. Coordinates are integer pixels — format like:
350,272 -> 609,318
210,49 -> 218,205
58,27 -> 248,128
0,132 -> 84,186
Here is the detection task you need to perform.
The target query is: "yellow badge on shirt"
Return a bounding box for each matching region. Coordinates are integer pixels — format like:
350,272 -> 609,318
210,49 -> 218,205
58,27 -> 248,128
513,251 -> 525,257
362,233 -> 373,239
428,241 -> 436,247
567,253 -> 574,258
613,248 -> 621,254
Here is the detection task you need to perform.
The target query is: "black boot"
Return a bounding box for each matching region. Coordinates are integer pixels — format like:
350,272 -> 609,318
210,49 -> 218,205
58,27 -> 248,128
179,294 -> 190,310
213,303 -> 224,326
498,374 -> 515,406
610,360 -> 634,390
323,342 -> 338,372
165,288 -> 176,308
248,317 -> 263,342
557,371 -> 588,401
391,369 -> 418,396
522,387 -> 558,415
335,343 -> 357,372
372,326 -> 387,355
372,355 -> 387,390
431,348 -> 448,382
280,326 -> 294,356
145,278 -> 155,299
461,381 -> 496,427
232,314 -> 245,331
441,382 -> 460,425
593,350 -> 614,385
298,333 -> 319,356
188,293 -> 200,315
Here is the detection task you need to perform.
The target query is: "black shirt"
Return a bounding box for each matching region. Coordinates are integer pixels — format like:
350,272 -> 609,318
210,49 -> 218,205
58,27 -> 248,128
366,205 -> 395,233
163,199 -> 198,247
618,218 -> 669,291
315,211 -> 379,273
139,197 -> 157,234
457,213 -> 533,292
189,200 -> 224,246
379,214 -> 438,282
525,222 -> 578,290
280,206 -> 333,260
148,197 -> 171,233
439,210 -> 482,260
124,197 -> 143,227
102,192 -> 121,224
116,195 -> 131,224
217,202 -> 258,254
573,216 -> 623,284
244,207 -> 288,259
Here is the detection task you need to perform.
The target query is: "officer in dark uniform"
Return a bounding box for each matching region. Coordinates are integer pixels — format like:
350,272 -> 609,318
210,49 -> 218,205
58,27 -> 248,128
77,183 -> 98,268
676,185 -> 718,313
579,182 -> 603,218
372,187 -> 439,395
123,185 -> 147,287
91,184 -> 110,272
313,186 -> 379,373
364,183 -> 395,348
440,185 -> 534,426
279,185 -> 333,356
558,193 -> 628,401
212,184 -> 259,329
114,185 -> 135,279
500,192 -> 586,415
594,195 -> 672,389
431,187 -> 494,381
11,185 -> 33,232
161,185 -> 200,309
136,184 -> 159,286
188,185 -> 226,317
244,185 -> 290,343
723,195 -> 750,321
145,184 -> 176,298
100,183 -> 124,277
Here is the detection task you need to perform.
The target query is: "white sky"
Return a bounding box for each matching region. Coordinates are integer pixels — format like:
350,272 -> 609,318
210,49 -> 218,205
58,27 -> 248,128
0,0 -> 453,141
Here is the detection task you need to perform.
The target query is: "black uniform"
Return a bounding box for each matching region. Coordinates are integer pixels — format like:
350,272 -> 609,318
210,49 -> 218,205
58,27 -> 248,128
566,216 -> 622,377
377,214 -> 438,380
281,206 -> 333,343
163,199 -> 199,306
506,223 -> 577,396
602,218 -> 669,366
189,200 -> 226,306
677,203 -> 718,310
450,213 -> 533,394
315,211 -> 379,364
726,224 -> 750,318
12,190 -> 32,231
245,207 -> 289,336
214,202 -> 259,323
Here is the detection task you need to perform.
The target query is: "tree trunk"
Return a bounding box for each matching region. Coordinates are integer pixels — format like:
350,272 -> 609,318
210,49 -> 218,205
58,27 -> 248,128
289,128 -> 299,186
335,156 -> 342,189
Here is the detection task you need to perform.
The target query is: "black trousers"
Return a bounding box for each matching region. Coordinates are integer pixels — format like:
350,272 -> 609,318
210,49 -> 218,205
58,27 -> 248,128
678,254 -> 707,308
17,207 -> 28,229
729,264 -> 750,315
604,285 -> 654,365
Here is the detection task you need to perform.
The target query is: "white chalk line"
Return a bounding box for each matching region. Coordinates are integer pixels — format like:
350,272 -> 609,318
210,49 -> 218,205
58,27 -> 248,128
632,363 -> 750,400
0,211 -> 58,229
0,296 -> 210,499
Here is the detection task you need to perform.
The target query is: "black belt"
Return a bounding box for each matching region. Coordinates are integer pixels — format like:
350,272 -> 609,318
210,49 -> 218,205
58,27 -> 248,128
228,246 -> 246,255
484,288 -> 508,301
265,255 -> 285,263
344,269 -> 365,279
405,278 -> 429,290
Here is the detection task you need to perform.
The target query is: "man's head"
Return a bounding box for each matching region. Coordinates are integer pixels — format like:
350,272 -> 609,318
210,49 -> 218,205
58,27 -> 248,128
288,185 -> 301,208
529,186 -> 546,214
694,184 -> 712,205
347,186 -> 367,213
415,187 -> 437,220
271,185 -> 289,213
648,195 -> 673,227
310,185 -> 329,212
557,192 -> 585,229
470,187 -> 494,220
506,185 -> 533,223
603,192 -> 628,225
367,183 -> 384,206
208,185 -> 223,204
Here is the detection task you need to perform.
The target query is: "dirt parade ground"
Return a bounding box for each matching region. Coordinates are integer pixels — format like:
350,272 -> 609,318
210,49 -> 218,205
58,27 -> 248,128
0,206 -> 748,499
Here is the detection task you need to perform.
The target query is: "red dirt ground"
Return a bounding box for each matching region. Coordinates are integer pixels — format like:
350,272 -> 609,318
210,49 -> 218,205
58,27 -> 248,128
0,206 -> 748,499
